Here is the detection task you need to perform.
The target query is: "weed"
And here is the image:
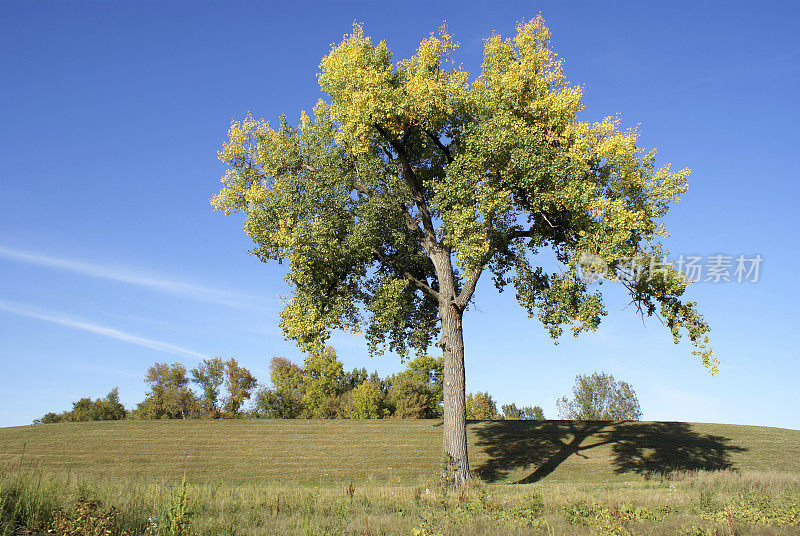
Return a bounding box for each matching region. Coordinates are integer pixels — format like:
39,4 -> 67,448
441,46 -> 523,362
699,486 -> 717,509
701,487 -> 800,527
679,522 -> 719,536
163,475 -> 193,536
48,497 -> 127,536
412,486 -> 423,505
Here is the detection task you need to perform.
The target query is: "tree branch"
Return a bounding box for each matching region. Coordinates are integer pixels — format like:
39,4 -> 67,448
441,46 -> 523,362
423,128 -> 453,164
455,265 -> 483,310
353,181 -> 374,197
455,226 -> 537,309
374,250 -> 440,302
378,143 -> 395,163
353,177 -> 425,244
399,202 -> 426,240
373,123 -> 438,245
508,228 -> 535,240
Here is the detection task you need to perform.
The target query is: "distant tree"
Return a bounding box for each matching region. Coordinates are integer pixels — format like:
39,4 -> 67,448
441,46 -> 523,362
338,367 -> 369,394
557,372 -> 642,420
270,357 -> 305,394
523,405 -> 545,420
34,412 -> 62,424
252,387 -> 300,418
191,357 -> 225,417
222,358 -> 258,417
466,392 -> 498,420
256,353 -> 446,419
131,397 -> 159,420
405,355 -> 443,398
367,371 -> 388,395
94,387 -> 126,420
501,403 -> 545,420
315,393 -> 352,419
139,363 -> 199,419
70,397 -> 99,421
349,381 -> 384,419
387,355 -> 443,418
261,356 -> 305,418
389,380 -> 432,418
501,403 -> 522,419
34,388 -> 127,424
302,347 -> 344,417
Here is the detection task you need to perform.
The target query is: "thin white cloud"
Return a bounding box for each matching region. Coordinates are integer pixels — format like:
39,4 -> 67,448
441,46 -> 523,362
0,245 -> 263,309
0,299 -> 205,360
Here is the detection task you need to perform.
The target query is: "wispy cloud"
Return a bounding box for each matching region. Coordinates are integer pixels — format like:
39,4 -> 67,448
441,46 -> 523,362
0,245 -> 265,309
0,299 -> 205,359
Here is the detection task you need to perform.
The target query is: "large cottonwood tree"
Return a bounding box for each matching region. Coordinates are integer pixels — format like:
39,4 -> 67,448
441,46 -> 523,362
213,17 -> 714,484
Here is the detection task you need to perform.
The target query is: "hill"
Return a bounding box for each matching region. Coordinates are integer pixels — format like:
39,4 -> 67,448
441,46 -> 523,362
1,420 -> 797,485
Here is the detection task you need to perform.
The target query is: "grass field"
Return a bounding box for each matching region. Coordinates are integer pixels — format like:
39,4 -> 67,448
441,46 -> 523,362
1,420 -> 798,485
2,420 -> 799,535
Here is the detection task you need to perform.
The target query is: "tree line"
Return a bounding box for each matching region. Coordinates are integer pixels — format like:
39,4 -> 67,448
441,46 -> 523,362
34,348 -> 550,423
35,388 -> 126,424
35,349 -> 640,424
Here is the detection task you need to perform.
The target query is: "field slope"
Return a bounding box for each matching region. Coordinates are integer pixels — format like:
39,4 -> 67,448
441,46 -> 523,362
1,420 -> 797,485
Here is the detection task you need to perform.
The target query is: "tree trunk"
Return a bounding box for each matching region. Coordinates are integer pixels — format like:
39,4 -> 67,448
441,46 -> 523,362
440,302 -> 469,485
431,248 -> 470,485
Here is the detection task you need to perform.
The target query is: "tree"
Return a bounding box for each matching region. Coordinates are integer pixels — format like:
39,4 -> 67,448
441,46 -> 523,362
349,381 -> 385,419
213,17 -> 713,484
93,387 -> 127,420
501,403 -> 521,419
140,363 -> 198,419
222,358 -> 258,417
34,388 -> 126,423
501,403 -> 544,420
338,366 -> 369,394
387,355 -> 443,418
269,357 -> 305,394
314,393 -> 352,418
466,392 -> 499,420
556,372 -> 642,420
301,347 -> 344,417
523,406 -> 545,421
261,356 -> 306,417
191,357 -> 225,417
34,412 -> 62,425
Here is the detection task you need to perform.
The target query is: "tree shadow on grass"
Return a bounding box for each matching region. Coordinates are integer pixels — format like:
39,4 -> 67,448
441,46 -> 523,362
472,420 -> 747,483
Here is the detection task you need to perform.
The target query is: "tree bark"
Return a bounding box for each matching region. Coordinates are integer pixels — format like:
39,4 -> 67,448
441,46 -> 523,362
432,249 -> 470,486
440,302 -> 469,485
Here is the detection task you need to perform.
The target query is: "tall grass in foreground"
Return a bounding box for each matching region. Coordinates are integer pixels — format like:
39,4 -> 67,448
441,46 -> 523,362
1,468 -> 799,535
0,468 -> 61,532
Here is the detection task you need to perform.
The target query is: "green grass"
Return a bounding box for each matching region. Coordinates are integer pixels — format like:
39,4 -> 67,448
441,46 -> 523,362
1,420 -> 798,485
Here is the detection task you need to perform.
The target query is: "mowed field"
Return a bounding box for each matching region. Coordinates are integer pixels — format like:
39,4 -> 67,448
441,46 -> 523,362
1,419 -> 798,485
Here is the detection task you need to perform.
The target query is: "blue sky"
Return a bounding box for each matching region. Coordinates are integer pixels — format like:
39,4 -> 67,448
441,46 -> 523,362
1,1 -> 798,429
